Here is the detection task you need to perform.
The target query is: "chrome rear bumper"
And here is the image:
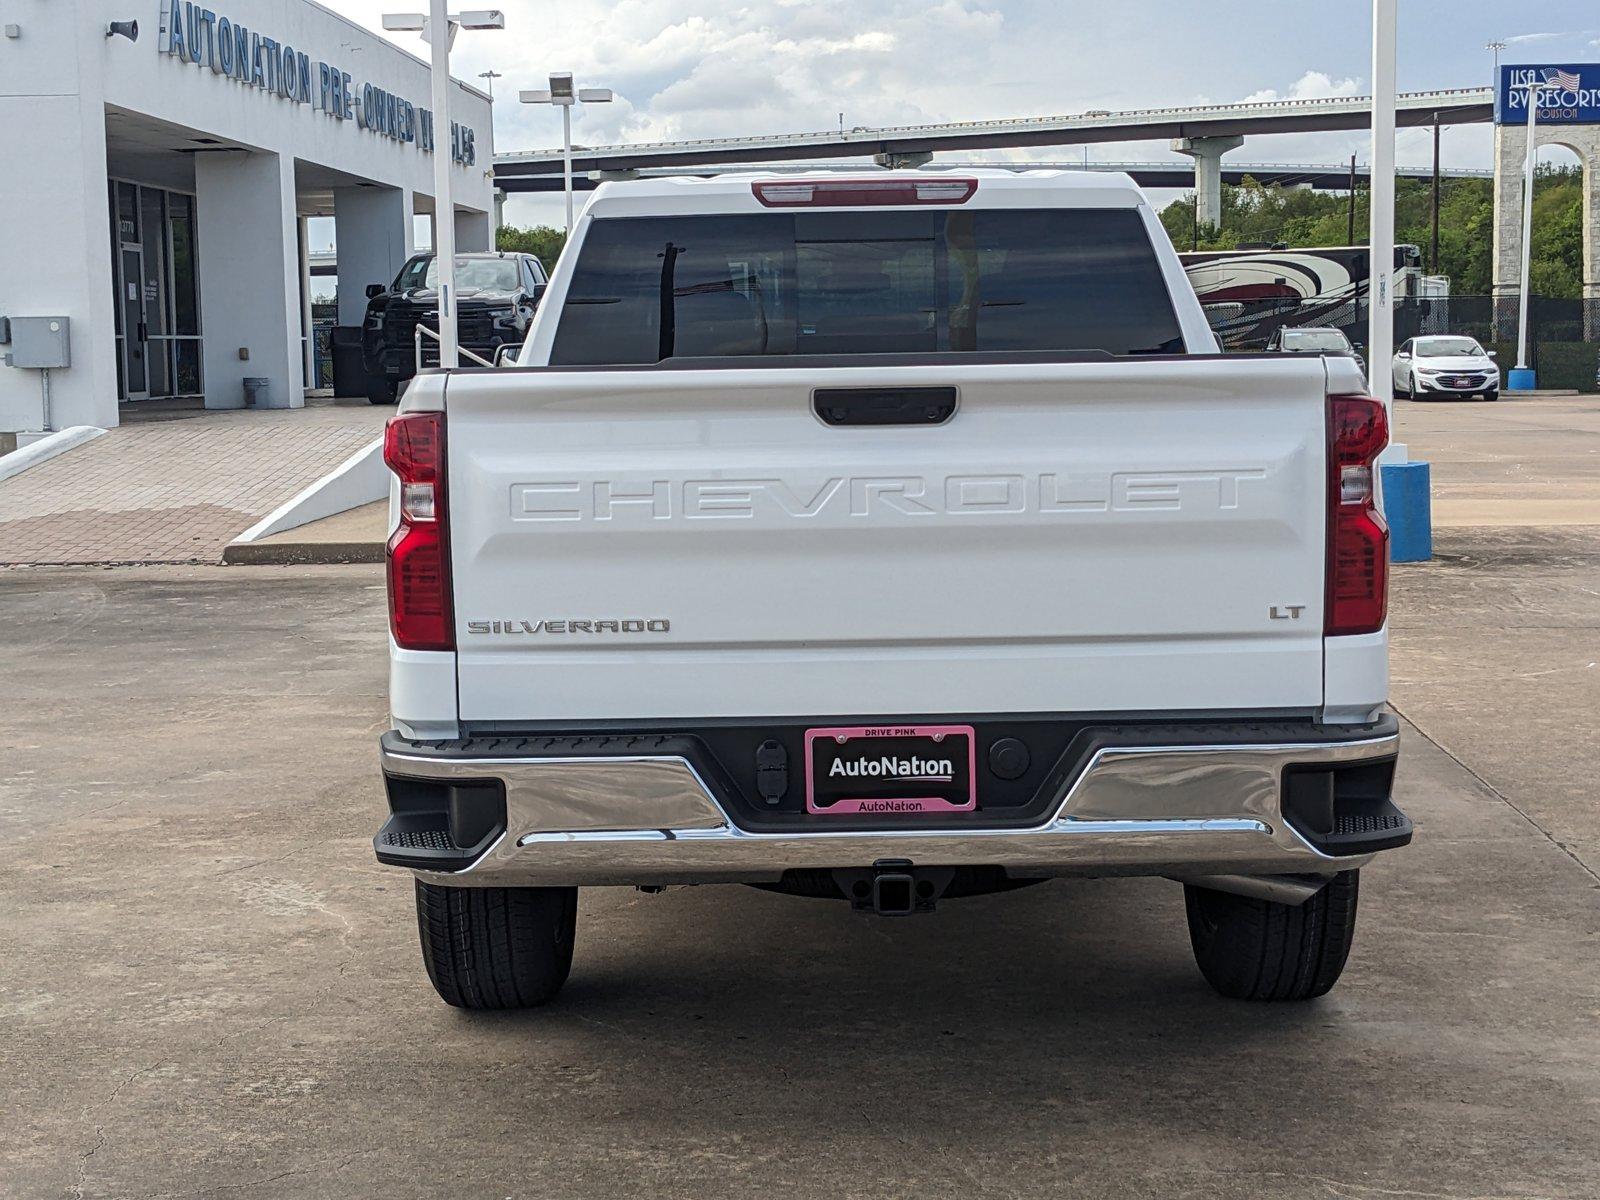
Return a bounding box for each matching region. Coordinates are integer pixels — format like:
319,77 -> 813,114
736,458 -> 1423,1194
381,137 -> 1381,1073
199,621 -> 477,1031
379,727 -> 1401,888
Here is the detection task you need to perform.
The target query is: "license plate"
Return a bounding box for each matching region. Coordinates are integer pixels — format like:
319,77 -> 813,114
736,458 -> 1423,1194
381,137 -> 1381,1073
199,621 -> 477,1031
805,725 -> 976,815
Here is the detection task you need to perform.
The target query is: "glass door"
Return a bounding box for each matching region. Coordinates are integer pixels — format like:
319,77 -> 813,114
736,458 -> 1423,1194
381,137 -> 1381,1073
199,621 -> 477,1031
114,182 -> 149,400
110,182 -> 203,401
139,188 -> 171,397
168,193 -> 203,396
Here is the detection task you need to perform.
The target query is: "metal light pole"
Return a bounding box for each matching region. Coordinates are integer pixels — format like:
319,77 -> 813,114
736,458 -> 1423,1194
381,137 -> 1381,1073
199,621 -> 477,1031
1514,78 -> 1543,379
1347,153 -> 1357,244
1486,40 -> 1506,76
424,0 -> 459,366
1367,0 -> 1397,409
1430,113 -> 1441,275
478,68 -> 501,99
520,74 -> 614,236
382,7 -> 504,368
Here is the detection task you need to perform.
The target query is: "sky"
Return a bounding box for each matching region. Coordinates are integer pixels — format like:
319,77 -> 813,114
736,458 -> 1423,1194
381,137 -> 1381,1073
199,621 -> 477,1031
328,0 -> 1600,231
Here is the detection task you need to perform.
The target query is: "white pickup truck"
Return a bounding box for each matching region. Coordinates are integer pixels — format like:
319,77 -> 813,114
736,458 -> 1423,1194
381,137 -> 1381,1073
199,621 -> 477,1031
374,170 -> 1408,1010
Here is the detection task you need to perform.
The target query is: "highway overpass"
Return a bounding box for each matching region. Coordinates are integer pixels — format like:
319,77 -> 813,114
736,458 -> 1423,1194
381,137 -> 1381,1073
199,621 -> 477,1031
495,160 -> 1493,194
493,88 -> 1494,187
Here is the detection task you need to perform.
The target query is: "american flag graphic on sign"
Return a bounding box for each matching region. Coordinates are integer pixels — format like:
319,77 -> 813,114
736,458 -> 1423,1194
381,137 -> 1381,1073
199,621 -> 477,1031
1542,68 -> 1582,90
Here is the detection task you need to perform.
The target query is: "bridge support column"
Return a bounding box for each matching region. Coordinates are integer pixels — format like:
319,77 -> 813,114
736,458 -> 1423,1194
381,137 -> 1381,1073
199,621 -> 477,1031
874,150 -> 933,169
1171,135 -> 1244,230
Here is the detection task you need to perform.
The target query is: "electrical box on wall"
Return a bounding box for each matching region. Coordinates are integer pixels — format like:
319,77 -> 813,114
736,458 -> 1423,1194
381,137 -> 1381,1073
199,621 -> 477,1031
2,317 -> 71,369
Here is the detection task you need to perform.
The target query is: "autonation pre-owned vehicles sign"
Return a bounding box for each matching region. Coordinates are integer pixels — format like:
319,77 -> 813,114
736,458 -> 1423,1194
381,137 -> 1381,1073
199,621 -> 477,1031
1495,63 -> 1600,125
156,1 -> 479,164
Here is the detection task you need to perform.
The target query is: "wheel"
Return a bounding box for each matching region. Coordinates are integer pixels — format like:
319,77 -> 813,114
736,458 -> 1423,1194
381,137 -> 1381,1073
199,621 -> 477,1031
1483,389 -> 1500,402
1408,370 -> 1421,400
1185,870 -> 1359,1001
414,881 -> 577,1010
1394,372 -> 1411,399
365,374 -> 398,405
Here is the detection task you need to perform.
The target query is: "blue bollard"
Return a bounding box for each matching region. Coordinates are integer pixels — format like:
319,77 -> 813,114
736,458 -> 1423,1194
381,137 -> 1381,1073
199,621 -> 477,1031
1381,461 -> 1432,563
1507,367 -> 1537,391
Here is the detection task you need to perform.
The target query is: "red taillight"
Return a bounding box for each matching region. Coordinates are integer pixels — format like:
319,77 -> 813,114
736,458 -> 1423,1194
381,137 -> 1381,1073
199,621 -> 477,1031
1325,396 -> 1389,636
752,178 -> 978,207
384,412 -> 454,651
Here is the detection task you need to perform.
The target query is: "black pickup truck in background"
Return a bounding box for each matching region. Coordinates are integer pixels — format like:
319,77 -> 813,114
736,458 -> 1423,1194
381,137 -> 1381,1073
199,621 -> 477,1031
361,251 -> 548,403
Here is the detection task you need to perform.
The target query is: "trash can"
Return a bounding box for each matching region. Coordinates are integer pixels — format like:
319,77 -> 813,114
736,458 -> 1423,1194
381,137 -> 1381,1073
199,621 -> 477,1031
330,326 -> 366,398
242,377 -> 270,407
1381,461 -> 1432,563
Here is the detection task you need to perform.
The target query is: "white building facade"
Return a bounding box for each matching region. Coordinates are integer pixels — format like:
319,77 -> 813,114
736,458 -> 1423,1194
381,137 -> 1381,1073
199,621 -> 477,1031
0,0 -> 495,434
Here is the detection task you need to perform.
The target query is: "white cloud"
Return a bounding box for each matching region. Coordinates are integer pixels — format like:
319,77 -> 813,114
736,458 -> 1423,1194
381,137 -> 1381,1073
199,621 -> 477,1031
326,1 -> 1526,229
1505,29 -> 1600,44
341,0 -> 1012,154
1241,71 -> 1363,105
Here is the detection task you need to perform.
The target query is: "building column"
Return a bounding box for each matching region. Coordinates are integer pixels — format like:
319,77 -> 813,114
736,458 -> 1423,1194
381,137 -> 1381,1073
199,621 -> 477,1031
1490,124 -> 1527,341
1491,124 -> 1531,301
0,98 -> 119,433
333,185 -> 414,328
298,215 -> 316,389
1171,135 -> 1244,230
454,207 -> 494,253
195,150 -> 302,409
493,189 -> 506,232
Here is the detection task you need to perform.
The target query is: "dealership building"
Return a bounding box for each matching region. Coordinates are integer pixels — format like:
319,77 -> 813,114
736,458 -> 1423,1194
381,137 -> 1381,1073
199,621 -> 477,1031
0,0 -> 494,436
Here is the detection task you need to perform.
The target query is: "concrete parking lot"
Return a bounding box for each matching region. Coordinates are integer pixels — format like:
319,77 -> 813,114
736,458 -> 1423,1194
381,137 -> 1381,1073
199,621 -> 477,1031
2,396 -> 1597,1199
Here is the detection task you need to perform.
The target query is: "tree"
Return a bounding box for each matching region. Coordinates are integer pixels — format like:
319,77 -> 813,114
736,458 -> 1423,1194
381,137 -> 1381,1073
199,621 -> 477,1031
496,224 -> 567,271
1156,167 -> 1584,298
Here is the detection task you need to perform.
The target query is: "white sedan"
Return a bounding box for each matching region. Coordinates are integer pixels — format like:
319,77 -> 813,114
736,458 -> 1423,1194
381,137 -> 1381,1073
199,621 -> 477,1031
1393,336 -> 1501,401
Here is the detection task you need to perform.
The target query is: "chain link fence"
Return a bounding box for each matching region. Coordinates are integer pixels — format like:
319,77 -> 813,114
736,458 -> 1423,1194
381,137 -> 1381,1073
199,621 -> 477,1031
1203,296 -> 1600,392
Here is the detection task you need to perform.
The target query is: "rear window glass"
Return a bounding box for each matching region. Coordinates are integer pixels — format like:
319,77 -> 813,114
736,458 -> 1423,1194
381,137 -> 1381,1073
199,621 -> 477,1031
549,208 -> 1185,365
1283,330 -> 1352,352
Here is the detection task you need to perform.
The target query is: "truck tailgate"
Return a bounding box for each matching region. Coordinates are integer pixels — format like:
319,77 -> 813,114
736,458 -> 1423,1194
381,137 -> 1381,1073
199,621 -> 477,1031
445,357 -> 1330,721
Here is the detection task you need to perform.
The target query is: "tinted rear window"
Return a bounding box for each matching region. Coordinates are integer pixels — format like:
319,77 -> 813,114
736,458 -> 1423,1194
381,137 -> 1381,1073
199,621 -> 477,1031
549,208 -> 1184,365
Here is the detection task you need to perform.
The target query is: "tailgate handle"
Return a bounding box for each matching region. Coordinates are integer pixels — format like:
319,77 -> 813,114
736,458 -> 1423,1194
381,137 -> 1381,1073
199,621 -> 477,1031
813,386 -> 957,427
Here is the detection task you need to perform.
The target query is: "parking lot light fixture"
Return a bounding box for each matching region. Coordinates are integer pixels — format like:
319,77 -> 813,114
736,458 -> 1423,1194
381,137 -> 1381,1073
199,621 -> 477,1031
521,74 -> 615,235
382,5 -> 505,367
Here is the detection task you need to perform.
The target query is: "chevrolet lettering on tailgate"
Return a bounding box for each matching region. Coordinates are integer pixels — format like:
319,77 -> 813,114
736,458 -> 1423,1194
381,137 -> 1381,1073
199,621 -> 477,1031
509,471 -> 1270,521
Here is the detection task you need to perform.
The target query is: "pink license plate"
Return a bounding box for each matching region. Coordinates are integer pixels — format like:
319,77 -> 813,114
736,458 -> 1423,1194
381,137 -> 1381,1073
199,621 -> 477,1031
805,725 -> 977,815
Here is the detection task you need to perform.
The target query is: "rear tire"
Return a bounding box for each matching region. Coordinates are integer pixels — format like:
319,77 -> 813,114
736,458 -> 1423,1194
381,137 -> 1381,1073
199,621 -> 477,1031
365,375 -> 397,405
1185,871 -> 1359,1001
414,881 -> 577,1010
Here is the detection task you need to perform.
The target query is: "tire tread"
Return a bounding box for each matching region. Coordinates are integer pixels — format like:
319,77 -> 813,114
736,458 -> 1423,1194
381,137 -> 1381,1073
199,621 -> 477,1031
1185,871 -> 1359,1001
413,881 -> 576,1010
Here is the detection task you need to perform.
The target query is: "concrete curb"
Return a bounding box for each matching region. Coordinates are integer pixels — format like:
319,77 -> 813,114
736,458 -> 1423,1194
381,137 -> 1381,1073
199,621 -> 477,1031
222,539 -> 385,566
222,500 -> 386,566
0,426 -> 107,483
